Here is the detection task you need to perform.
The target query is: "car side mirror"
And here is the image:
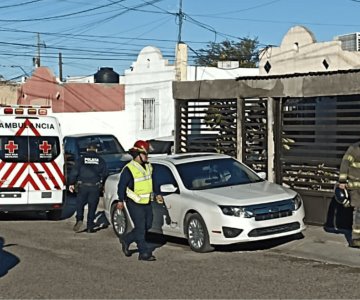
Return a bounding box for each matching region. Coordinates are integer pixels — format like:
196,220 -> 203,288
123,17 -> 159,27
160,184 -> 178,193
257,172 -> 266,179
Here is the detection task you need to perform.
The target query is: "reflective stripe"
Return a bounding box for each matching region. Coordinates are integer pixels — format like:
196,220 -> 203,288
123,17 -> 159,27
134,175 -> 152,183
348,182 -> 360,188
350,162 -> 360,168
353,229 -> 360,234
345,154 -> 355,162
126,187 -> 142,202
339,174 -> 348,180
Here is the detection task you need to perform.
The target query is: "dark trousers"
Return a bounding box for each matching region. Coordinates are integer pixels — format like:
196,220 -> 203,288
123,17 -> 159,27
76,185 -> 100,228
123,200 -> 153,255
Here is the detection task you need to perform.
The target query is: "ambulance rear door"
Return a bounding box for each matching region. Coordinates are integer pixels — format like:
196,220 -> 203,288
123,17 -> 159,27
0,113 -> 65,209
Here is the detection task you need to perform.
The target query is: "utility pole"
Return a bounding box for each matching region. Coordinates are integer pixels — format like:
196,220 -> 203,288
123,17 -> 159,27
175,0 -> 187,81
177,0 -> 183,43
34,33 -> 46,68
58,52 -> 63,82
36,33 -> 41,67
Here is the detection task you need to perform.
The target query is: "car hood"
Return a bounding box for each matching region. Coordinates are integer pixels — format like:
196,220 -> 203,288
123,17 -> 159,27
101,153 -> 132,175
193,181 -> 296,206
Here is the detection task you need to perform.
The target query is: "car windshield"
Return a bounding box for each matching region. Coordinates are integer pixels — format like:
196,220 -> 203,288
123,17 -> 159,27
77,136 -> 125,155
176,158 -> 263,190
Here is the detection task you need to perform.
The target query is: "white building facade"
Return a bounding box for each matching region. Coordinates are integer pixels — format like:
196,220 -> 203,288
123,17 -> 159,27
56,45 -> 258,149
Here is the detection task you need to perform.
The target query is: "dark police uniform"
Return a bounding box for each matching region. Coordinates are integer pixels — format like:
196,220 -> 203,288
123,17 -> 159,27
69,148 -> 107,232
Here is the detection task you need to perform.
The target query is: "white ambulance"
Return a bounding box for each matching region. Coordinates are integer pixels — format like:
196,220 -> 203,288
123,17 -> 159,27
0,105 -> 65,220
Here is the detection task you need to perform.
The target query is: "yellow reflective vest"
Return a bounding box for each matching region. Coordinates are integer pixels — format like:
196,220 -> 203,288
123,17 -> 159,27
339,142 -> 360,189
126,160 -> 153,204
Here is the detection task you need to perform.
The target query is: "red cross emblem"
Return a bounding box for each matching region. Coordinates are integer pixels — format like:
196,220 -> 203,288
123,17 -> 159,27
5,141 -> 18,153
39,141 -> 52,154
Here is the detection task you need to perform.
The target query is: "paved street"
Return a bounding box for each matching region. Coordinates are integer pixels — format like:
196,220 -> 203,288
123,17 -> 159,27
1,205 -> 360,299
0,115 -> 354,298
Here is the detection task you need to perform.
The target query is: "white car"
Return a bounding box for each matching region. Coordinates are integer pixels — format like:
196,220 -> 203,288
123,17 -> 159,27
103,153 -> 306,253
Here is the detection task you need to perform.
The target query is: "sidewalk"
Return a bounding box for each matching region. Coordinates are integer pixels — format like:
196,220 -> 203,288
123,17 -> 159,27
273,225 -> 360,268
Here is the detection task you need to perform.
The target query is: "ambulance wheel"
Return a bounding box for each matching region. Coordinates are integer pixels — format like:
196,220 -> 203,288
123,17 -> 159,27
47,210 -> 62,221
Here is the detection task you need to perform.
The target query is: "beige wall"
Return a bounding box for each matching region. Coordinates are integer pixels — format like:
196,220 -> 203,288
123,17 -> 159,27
0,83 -> 19,105
259,26 -> 360,75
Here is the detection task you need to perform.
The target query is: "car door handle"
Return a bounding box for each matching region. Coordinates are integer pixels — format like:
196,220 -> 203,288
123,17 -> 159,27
34,171 -> 45,174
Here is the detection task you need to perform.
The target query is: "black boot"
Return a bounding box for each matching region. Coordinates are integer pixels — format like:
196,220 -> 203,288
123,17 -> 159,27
120,240 -> 132,257
138,253 -> 156,261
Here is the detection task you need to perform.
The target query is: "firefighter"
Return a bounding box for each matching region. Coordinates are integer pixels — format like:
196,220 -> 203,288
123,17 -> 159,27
116,140 -> 164,261
68,143 -> 107,233
339,141 -> 360,248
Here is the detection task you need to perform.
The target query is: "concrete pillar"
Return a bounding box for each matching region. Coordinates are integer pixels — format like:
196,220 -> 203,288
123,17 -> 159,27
175,43 -> 188,81
267,97 -> 275,182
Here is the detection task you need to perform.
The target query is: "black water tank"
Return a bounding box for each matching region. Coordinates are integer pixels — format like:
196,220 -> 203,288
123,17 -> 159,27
94,67 -> 119,83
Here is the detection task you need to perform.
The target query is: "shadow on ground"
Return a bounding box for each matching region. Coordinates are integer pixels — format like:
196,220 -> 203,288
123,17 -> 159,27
144,231 -> 304,253
0,237 -> 19,278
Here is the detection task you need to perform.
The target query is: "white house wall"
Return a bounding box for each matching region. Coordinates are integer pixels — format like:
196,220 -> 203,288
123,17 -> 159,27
54,111 -> 135,149
259,26 -> 360,75
123,46 -> 176,144
54,45 -> 258,148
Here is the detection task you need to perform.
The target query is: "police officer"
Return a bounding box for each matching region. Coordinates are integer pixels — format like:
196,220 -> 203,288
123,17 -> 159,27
339,141 -> 360,247
69,143 -> 107,233
116,140 -> 163,261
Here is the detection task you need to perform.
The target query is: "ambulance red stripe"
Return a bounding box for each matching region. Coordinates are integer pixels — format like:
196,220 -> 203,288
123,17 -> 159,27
15,119 -> 28,136
30,163 -> 51,190
40,162 -> 62,189
21,174 -> 40,190
8,163 -> 28,188
0,162 -> 18,187
50,161 -> 65,183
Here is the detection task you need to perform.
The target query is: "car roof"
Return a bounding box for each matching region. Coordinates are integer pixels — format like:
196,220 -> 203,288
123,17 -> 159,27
149,152 -> 230,165
64,133 -> 116,138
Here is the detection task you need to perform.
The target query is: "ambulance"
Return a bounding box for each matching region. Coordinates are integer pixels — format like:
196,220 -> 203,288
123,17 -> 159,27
0,105 -> 65,220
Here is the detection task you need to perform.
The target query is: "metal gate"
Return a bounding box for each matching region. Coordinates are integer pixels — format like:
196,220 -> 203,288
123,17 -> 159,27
276,95 -> 360,224
175,98 -> 268,174
176,99 -> 238,156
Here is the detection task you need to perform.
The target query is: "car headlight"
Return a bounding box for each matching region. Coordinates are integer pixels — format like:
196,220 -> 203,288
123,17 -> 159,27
219,206 -> 253,218
291,194 -> 302,211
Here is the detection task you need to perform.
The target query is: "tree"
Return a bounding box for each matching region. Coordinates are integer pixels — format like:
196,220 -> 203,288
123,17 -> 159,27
194,38 -> 259,68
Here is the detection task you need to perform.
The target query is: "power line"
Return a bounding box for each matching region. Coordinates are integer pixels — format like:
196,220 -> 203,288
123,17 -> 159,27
0,0 -> 127,22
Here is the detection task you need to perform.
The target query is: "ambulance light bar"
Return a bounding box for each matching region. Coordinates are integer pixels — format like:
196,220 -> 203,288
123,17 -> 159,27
2,105 -> 50,116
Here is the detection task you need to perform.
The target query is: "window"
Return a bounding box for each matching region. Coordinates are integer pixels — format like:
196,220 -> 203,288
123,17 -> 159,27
152,164 -> 178,195
75,135 -> 125,155
0,136 -> 61,163
142,98 -> 155,130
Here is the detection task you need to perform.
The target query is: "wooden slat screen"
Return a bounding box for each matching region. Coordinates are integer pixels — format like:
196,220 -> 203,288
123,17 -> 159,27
280,95 -> 360,191
242,98 -> 268,174
177,100 -> 237,156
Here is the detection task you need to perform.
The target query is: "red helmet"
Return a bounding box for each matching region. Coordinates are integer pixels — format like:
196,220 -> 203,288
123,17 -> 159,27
130,140 -> 150,154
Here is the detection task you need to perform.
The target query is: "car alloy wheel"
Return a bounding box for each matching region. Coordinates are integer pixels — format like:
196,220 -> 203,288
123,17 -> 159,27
111,204 -> 128,238
185,213 -> 214,253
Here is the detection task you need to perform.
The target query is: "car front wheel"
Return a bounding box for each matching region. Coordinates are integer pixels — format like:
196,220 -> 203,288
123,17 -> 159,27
185,213 -> 214,253
111,203 -> 129,238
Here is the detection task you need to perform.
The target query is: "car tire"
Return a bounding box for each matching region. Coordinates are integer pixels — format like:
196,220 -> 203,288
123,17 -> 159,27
111,202 -> 130,238
46,210 -> 62,221
185,213 -> 214,253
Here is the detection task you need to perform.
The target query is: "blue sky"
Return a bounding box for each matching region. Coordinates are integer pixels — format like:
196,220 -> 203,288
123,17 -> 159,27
1,0 -> 360,80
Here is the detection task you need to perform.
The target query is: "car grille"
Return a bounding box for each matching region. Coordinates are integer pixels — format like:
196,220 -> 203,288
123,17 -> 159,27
248,222 -> 300,237
245,199 -> 294,221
